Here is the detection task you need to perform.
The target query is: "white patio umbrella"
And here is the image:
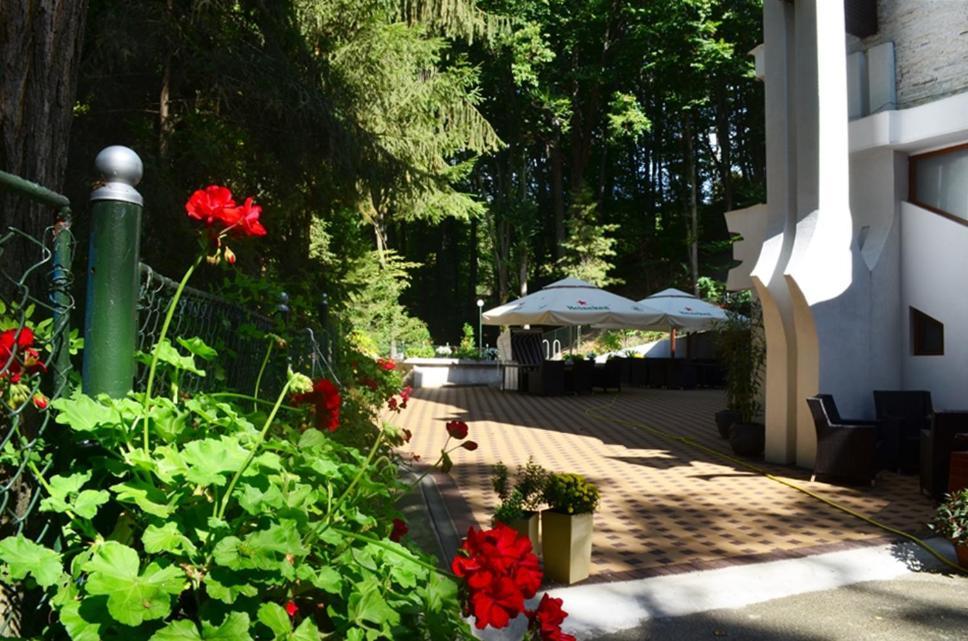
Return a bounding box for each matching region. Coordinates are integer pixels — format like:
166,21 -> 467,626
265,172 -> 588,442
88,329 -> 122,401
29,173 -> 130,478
637,288 -> 730,331
482,277 -> 665,328
594,287 -> 731,357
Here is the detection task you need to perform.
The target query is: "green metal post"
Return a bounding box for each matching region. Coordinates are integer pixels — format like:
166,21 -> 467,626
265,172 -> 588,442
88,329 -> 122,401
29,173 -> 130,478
82,146 -> 144,397
49,207 -> 74,395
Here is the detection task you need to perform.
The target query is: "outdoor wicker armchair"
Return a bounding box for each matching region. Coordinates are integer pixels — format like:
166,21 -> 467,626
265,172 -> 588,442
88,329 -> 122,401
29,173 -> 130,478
873,390 -> 933,473
806,395 -> 879,485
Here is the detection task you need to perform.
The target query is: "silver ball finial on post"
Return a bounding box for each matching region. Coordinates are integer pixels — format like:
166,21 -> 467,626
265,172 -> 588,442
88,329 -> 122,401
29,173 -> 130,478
91,145 -> 144,205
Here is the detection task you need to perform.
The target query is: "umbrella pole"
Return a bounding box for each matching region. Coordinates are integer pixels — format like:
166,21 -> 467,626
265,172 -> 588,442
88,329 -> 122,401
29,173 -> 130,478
670,327 -> 677,358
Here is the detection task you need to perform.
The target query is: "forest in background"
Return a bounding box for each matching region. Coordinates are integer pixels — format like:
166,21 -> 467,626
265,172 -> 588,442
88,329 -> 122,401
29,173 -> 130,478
1,0 -> 764,355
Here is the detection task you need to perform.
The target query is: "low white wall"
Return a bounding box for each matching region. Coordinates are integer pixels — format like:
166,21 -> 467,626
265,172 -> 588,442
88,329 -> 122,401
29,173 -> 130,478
900,202 -> 968,410
406,358 -> 501,388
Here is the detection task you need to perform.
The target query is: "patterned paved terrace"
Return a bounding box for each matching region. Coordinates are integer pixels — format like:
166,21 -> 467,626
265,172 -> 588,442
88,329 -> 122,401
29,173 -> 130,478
393,386 -> 935,584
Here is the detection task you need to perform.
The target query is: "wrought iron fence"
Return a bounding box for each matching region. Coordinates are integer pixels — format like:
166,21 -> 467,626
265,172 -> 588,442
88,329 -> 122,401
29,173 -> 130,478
0,170 -> 75,637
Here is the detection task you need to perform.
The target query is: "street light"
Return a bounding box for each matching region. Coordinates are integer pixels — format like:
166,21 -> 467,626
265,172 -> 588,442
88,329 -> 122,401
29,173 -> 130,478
476,299 -> 485,358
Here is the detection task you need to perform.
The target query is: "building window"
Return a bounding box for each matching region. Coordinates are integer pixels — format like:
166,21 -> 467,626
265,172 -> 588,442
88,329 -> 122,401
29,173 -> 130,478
911,307 -> 944,356
910,144 -> 968,222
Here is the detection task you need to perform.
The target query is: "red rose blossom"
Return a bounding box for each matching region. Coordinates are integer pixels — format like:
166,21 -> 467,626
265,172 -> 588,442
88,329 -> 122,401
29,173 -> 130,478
446,420 -> 469,440
389,518 -> 408,542
461,440 -> 479,451
292,378 -> 341,431
387,397 -> 399,412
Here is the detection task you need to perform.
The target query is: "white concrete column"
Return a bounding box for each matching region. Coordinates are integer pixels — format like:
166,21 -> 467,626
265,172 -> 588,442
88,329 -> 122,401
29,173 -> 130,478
783,0 -> 855,467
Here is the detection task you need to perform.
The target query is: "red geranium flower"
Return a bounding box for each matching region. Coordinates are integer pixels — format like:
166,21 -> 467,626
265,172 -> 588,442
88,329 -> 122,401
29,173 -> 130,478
292,378 -> 341,431
389,518 -> 408,542
377,357 -> 396,371
446,420 -> 468,440
387,396 -> 399,412
400,385 -> 413,408
451,524 -> 542,630
0,327 -> 46,383
527,594 -> 576,641
285,600 -> 298,618
185,185 -> 266,238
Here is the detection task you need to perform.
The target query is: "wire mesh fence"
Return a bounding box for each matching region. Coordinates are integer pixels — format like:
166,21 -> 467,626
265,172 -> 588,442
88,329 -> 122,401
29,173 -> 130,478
136,263 -> 339,398
0,171 -> 75,637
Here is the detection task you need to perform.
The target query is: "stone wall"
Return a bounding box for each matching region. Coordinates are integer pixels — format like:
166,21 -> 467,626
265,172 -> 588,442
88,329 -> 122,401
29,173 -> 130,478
851,0 -> 968,109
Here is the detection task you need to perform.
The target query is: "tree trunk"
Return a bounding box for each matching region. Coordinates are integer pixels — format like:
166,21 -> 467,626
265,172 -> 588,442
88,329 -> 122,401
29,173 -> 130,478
159,0 -> 174,159
684,113 -> 699,294
550,138 -> 565,255
0,0 -> 89,279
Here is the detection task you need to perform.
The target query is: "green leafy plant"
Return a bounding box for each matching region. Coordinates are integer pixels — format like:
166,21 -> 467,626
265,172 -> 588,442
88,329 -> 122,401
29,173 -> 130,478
713,301 -> 765,424
493,489 -> 524,525
543,473 -> 600,515
930,488 -> 968,546
490,458 -> 548,523
0,188 -> 474,641
515,458 -> 549,512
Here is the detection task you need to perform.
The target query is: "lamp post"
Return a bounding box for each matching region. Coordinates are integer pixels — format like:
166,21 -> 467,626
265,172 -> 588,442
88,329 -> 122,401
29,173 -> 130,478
476,298 -> 484,357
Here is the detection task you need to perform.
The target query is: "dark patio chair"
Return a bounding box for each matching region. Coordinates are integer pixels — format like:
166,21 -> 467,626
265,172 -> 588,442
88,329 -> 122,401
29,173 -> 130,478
571,360 -> 595,394
919,411 -> 968,499
592,359 -> 622,392
873,390 -> 933,473
806,396 -> 878,485
528,360 -> 565,396
627,359 -> 647,387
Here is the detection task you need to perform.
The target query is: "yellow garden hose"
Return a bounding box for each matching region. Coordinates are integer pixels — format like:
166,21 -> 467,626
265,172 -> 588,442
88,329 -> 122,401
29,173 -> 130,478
581,399 -> 967,575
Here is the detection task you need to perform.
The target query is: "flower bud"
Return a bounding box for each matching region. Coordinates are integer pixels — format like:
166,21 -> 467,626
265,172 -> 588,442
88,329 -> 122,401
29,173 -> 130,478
288,370 -> 314,394
223,246 -> 236,265
31,392 -> 48,410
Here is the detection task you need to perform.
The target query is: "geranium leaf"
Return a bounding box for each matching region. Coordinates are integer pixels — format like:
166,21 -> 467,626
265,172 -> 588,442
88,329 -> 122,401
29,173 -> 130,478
59,599 -> 106,641
83,542 -> 185,626
39,472 -> 108,519
180,436 -> 248,487
51,391 -> 116,433
136,340 -> 205,377
257,602 -> 291,638
149,620 -> 202,641
204,567 -> 258,604
0,535 -> 63,587
349,577 -> 399,628
72,490 -> 111,519
201,612 -> 252,641
110,481 -> 173,518
291,618 -> 319,641
176,336 -> 218,361
143,522 -> 197,556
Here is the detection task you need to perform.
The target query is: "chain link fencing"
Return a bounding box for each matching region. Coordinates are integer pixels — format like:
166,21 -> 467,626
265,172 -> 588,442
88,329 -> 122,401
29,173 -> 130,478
136,264 -> 340,398
0,171 -> 76,637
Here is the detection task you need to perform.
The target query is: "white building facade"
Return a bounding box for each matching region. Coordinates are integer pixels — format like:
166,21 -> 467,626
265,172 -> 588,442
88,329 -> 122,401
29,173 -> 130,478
726,0 -> 968,466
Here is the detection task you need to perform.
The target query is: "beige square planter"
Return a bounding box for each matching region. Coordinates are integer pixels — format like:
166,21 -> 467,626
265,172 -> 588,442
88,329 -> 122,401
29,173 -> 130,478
495,512 -> 541,555
541,510 -> 593,584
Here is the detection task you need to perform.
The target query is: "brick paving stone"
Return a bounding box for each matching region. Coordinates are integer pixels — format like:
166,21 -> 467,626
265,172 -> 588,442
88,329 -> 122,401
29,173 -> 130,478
393,387 -> 935,583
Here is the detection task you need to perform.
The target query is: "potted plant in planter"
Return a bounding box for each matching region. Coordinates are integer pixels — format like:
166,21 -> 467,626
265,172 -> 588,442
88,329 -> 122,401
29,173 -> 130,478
490,459 -> 548,553
713,299 -> 766,453
929,488 -> 968,568
541,472 -> 600,584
